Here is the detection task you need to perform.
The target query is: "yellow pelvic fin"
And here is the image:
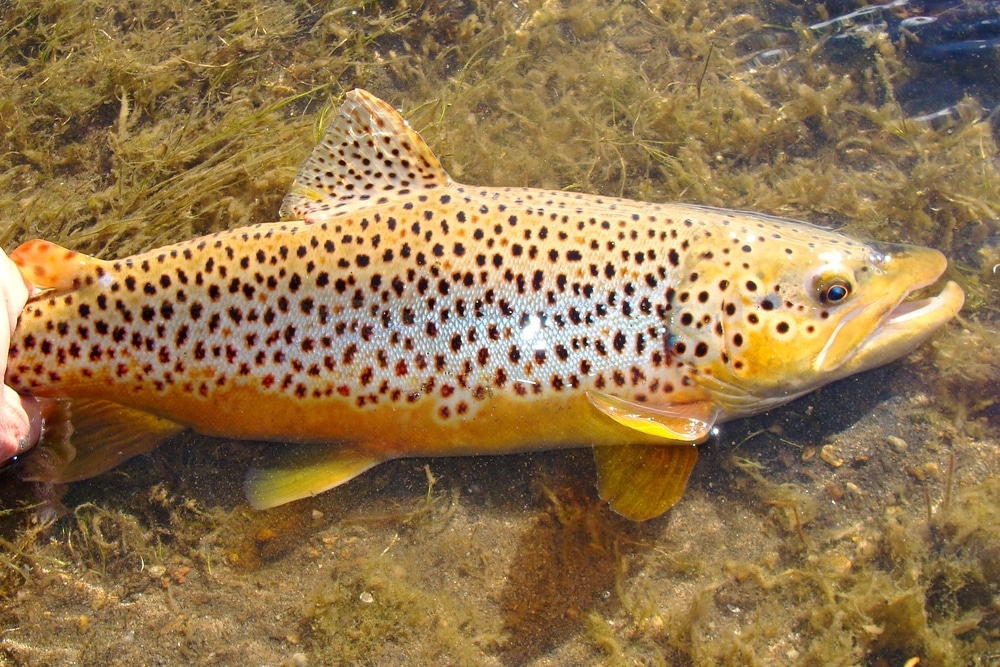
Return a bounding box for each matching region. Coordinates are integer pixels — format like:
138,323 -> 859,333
21,399 -> 185,484
10,240 -> 113,295
594,444 -> 699,521
244,445 -> 385,510
279,88 -> 452,224
586,391 -> 718,442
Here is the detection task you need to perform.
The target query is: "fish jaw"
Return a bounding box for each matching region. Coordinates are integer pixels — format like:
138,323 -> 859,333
824,278 -> 964,379
812,244 -> 964,379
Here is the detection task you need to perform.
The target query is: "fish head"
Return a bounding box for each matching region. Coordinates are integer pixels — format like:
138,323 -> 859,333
667,214 -> 964,418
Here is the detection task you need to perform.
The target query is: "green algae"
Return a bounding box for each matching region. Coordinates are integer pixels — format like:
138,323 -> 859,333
0,0 -> 999,664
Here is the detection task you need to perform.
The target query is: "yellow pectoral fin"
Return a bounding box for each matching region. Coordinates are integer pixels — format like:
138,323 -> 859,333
244,446 -> 387,510
586,391 -> 718,442
586,392 -> 715,520
594,444 -> 699,521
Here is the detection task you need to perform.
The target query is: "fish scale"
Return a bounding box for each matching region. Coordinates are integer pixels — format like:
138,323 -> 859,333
5,89 -> 964,519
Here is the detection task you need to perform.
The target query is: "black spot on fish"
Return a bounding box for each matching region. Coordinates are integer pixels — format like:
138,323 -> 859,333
613,331 -> 627,353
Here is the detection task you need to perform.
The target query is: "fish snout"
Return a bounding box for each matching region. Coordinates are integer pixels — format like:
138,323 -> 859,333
864,241 -> 947,284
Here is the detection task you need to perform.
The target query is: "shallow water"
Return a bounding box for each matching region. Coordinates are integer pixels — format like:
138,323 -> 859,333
1,1 -> 999,665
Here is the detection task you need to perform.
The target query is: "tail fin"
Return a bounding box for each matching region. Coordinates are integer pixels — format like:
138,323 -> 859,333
16,399 -> 185,520
10,240 -> 113,295
21,399 -> 185,484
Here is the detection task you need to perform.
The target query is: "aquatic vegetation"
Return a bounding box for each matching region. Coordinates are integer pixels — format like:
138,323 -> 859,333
0,0 -> 998,664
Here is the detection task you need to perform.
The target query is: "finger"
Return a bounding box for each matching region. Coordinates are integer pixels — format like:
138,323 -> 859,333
0,387 -> 32,463
19,394 -> 45,452
0,249 -> 30,331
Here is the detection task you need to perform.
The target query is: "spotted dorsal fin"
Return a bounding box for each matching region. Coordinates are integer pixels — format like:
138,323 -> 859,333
279,89 -> 452,224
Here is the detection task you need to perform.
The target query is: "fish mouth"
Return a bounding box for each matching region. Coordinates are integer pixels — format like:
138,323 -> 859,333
885,281 -> 963,327
836,278 -> 964,377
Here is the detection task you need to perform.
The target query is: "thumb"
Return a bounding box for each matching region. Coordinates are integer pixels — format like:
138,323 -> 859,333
0,387 -> 43,463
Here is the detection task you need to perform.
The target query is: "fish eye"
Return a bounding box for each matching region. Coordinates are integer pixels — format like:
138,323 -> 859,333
816,278 -> 852,304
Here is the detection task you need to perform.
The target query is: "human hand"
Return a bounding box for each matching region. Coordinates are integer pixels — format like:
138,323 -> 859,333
0,249 -> 43,463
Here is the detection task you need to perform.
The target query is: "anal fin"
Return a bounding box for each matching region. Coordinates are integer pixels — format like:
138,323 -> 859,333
21,399 -> 185,484
244,445 -> 386,510
594,444 -> 699,521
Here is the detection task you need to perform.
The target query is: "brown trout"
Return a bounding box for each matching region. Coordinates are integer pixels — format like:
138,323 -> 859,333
6,90 -> 964,519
